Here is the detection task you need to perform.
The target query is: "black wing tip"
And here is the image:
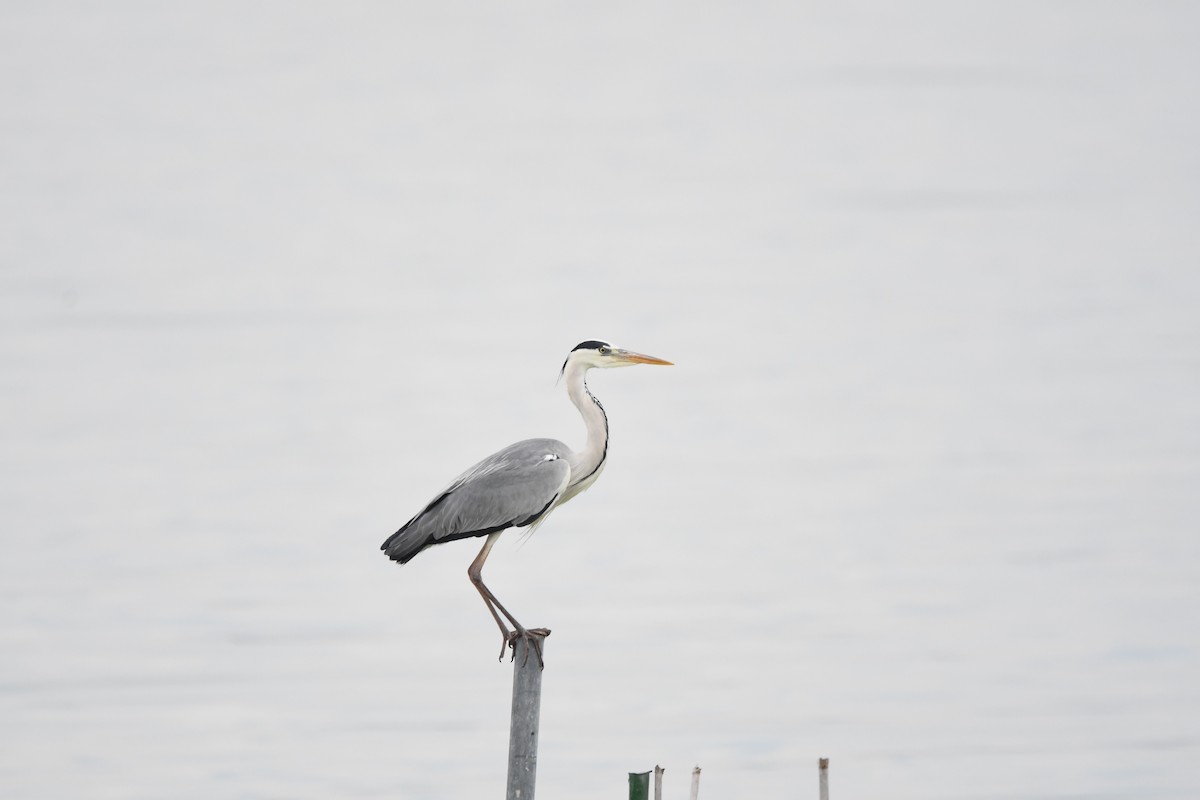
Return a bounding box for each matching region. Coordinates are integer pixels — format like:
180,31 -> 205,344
380,525 -> 418,563
381,539 -> 421,565
380,527 -> 403,552
384,550 -> 414,565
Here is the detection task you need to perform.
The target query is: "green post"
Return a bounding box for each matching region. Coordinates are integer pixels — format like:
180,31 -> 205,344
628,770 -> 651,800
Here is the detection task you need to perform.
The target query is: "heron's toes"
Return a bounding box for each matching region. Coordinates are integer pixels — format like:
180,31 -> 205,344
505,627 -> 550,669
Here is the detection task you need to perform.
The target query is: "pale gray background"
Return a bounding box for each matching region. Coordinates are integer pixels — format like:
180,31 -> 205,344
3,2 -> 1198,798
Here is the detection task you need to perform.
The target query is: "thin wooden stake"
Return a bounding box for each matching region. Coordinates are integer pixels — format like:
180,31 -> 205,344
506,632 -> 549,800
653,765 -> 665,800
818,757 -> 829,800
689,765 -> 701,800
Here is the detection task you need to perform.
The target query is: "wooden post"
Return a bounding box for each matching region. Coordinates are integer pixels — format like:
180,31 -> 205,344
653,765 -> 665,800
506,632 -> 549,800
689,765 -> 701,800
818,757 -> 829,800
628,770 -> 650,800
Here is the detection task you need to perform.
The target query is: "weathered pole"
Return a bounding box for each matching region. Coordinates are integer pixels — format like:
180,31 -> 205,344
818,757 -> 829,800
653,765 -> 665,800
506,631 -> 549,800
689,765 -> 701,800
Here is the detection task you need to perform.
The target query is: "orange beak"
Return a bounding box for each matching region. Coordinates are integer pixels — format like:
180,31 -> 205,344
617,349 -> 674,366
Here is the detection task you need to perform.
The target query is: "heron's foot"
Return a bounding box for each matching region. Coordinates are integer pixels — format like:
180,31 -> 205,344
495,629 -> 513,663
506,627 -> 551,669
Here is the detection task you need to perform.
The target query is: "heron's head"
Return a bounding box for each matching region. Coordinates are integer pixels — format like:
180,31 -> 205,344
560,340 -> 673,376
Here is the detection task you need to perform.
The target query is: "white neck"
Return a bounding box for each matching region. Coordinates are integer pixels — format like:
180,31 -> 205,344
563,359 -> 608,489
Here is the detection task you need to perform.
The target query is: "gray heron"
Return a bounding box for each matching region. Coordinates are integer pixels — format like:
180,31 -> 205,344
381,340 -> 672,664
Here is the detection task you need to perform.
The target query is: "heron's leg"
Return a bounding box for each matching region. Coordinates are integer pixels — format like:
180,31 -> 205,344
467,532 -> 550,667
469,533 -> 513,660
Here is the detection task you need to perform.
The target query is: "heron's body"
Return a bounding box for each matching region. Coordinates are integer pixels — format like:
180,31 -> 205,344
380,437 -> 573,564
380,340 -> 670,664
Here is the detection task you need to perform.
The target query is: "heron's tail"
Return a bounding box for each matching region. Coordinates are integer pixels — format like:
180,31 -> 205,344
380,518 -> 426,564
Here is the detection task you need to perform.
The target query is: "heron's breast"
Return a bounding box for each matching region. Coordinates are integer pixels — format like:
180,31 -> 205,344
561,458 -> 606,504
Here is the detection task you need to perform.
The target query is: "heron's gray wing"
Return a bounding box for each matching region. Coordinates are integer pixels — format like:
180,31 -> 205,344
381,438 -> 571,564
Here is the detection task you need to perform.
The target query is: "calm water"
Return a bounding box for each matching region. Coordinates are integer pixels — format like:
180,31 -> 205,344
3,3 -> 1199,798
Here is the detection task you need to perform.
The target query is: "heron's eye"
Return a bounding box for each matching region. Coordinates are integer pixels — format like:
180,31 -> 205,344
598,346 -> 610,355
